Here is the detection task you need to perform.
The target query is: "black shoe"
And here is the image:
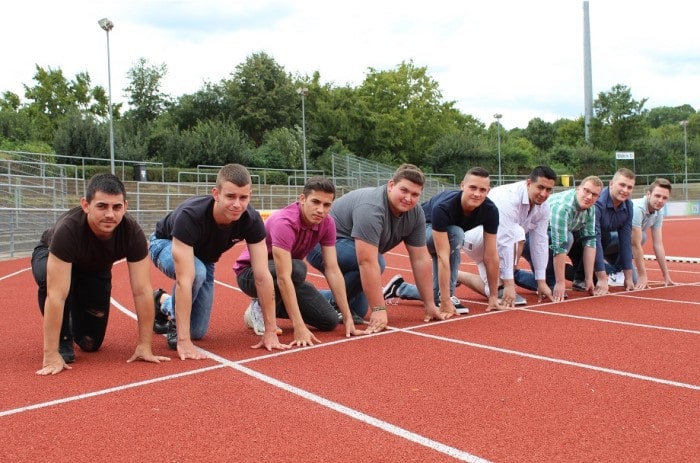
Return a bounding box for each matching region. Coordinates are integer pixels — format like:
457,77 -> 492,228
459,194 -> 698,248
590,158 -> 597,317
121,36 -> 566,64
572,280 -> 587,292
351,312 -> 366,325
153,288 -> 169,334
382,275 -> 404,299
165,320 -> 177,350
59,335 -> 75,364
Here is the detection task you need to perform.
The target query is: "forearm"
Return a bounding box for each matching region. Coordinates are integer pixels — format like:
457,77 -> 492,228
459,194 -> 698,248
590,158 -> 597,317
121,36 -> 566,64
42,298 -> 64,354
174,280 -> 193,341
277,276 -> 304,327
134,292 -> 155,346
553,253 -> 567,284
358,261 -> 385,309
436,254 -> 452,303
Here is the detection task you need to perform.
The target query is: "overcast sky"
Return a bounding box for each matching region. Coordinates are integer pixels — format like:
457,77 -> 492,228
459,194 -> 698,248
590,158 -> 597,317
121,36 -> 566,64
2,0 -> 698,129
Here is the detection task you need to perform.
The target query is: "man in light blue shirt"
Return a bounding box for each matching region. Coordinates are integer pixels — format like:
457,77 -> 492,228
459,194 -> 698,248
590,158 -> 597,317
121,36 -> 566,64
631,178 -> 675,289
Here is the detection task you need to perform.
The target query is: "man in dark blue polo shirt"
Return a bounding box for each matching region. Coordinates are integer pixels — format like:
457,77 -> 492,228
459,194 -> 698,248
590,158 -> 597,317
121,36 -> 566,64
568,168 -> 636,295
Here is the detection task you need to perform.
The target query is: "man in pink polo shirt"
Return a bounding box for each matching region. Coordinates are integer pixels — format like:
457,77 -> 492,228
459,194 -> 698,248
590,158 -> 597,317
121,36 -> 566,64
234,177 -> 366,346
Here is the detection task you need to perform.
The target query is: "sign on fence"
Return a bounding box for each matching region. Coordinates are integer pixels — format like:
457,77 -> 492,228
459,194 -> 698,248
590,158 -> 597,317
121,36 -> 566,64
615,151 -> 635,160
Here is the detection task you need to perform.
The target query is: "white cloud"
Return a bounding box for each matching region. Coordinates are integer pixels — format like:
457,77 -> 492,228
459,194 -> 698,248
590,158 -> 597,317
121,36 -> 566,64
2,0 -> 698,129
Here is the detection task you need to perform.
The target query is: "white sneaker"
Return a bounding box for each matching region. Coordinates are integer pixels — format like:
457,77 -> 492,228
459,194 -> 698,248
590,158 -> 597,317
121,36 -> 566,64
450,295 -> 469,314
243,299 -> 282,335
497,288 -> 528,306
608,271 -> 625,287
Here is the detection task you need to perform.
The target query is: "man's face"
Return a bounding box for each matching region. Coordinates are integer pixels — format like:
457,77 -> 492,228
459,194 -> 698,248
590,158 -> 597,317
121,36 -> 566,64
81,191 -> 127,239
460,175 -> 491,211
526,176 -> 555,205
212,181 -> 252,224
609,174 -> 635,204
387,179 -> 423,215
647,186 -> 670,212
575,181 -> 602,209
299,190 -> 334,226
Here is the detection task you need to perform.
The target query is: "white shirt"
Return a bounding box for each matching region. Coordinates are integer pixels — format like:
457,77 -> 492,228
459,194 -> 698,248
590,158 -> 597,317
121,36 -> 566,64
487,181 -> 551,280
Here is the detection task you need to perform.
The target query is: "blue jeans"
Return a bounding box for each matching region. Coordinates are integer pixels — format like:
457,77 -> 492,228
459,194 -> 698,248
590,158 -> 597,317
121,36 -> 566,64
149,234 -> 215,339
306,238 -> 385,318
394,224 -> 463,302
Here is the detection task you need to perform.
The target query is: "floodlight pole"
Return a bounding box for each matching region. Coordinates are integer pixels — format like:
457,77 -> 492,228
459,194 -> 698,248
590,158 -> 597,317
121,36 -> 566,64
681,120 -> 689,200
494,113 -> 503,186
297,87 -> 309,181
98,18 -> 115,174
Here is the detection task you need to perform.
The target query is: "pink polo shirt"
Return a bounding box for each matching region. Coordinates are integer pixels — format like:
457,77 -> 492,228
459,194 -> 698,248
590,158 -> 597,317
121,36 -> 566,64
233,202 -> 336,275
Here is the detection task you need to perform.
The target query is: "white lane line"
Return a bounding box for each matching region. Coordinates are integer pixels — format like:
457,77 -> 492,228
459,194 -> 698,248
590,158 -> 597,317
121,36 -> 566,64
0,266 -> 30,281
0,365 -> 225,417
401,328 -> 700,391
206,350 -> 492,463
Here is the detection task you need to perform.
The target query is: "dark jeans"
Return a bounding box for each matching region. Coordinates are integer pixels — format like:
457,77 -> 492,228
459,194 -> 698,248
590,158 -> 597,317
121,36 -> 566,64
236,259 -> 338,331
568,230 -> 622,282
306,239 -> 386,318
31,245 -> 111,352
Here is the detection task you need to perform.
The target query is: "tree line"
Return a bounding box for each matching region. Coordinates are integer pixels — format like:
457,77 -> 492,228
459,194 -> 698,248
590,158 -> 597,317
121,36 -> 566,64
0,51 -> 697,182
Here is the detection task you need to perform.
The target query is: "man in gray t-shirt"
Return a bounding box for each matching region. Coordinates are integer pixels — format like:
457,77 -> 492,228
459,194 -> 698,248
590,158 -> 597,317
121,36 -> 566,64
307,164 -> 443,333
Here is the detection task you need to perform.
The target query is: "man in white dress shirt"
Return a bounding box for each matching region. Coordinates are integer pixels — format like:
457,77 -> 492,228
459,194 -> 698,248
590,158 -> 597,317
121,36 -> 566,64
458,165 -> 557,307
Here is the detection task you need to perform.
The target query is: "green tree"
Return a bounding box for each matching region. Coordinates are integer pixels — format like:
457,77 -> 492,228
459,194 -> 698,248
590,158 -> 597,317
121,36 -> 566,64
645,104 -> 696,128
23,65 -> 113,142
523,117 -> 556,152
592,84 -> 648,151
353,60 -> 464,165
223,52 -> 297,146
124,57 -> 171,125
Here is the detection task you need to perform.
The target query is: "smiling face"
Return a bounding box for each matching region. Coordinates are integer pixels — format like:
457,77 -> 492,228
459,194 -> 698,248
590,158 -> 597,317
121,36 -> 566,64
609,173 -> 636,206
460,174 -> 491,212
575,181 -> 602,209
387,178 -> 423,216
526,176 -> 556,205
646,185 -> 670,212
81,191 -> 127,239
299,189 -> 334,226
212,181 -> 252,225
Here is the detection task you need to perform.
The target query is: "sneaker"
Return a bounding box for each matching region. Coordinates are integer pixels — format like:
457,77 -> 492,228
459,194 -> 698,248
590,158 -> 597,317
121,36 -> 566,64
59,335 -> 75,364
496,288 -> 527,306
351,312 -> 366,325
572,280 -> 587,292
608,271 -> 624,287
243,299 -> 283,335
382,275 -> 404,300
450,295 -> 469,314
153,288 -> 169,334
165,320 -> 177,351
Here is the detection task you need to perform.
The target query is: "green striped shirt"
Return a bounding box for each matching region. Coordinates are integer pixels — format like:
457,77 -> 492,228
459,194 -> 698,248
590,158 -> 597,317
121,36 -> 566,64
547,188 -> 596,255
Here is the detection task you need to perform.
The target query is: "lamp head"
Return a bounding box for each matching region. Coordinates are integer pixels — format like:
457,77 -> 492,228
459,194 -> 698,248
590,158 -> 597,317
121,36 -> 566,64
98,18 -> 114,32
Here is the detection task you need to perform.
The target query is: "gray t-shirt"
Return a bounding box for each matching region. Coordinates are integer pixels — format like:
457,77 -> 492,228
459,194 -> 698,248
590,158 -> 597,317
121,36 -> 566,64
632,196 -> 664,231
330,185 -> 426,254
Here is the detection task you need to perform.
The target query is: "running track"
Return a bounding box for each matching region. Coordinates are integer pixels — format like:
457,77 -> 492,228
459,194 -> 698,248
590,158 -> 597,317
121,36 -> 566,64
1,218 -> 698,462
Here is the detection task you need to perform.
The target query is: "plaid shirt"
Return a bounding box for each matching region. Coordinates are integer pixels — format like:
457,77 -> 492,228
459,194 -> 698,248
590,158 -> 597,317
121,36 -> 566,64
547,188 -> 596,255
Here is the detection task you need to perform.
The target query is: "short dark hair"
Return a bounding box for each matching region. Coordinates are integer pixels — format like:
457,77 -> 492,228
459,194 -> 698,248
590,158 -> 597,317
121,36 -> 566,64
85,173 -> 126,202
648,177 -> 672,194
217,163 -> 251,189
464,167 -> 490,181
303,176 -> 336,198
529,165 -> 557,182
613,167 -> 636,181
392,163 -> 425,187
